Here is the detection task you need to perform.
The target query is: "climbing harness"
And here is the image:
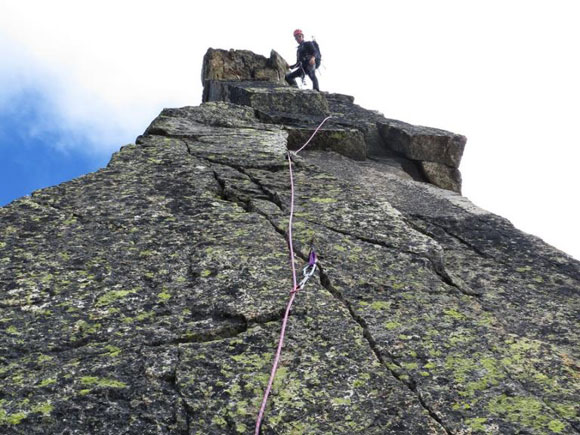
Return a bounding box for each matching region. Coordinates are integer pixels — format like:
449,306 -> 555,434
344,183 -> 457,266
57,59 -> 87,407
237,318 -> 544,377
299,65 -> 310,87
255,116 -> 332,434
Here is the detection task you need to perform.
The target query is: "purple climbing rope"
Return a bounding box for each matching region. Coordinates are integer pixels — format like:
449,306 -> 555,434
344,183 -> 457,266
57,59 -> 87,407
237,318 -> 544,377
255,115 -> 332,434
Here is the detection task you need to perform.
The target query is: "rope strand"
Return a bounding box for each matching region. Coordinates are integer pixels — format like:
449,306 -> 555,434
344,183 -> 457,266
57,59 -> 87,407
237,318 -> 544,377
255,115 -> 331,434
295,116 -> 332,154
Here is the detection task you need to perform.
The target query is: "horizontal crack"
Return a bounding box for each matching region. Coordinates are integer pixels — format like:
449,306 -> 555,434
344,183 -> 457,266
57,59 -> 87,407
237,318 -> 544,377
202,147 -> 480,304
179,134 -> 573,433
218,159 -> 455,432
251,194 -> 455,433
153,323 -> 248,347
306,219 -> 481,299
144,308 -> 290,348
238,169 -> 285,212
235,168 -> 468,432
409,213 -> 580,284
407,214 -> 490,259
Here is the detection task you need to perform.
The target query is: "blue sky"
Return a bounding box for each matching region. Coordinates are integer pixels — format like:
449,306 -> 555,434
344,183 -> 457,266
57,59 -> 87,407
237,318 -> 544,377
1,1 -> 578,259
0,88 -> 111,205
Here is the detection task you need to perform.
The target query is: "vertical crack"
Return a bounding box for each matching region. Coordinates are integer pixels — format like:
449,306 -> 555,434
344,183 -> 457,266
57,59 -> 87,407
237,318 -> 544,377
162,345 -> 191,434
316,265 -> 453,435
212,169 -> 229,201
153,127 -> 577,434
246,198 -> 454,433
178,140 -> 453,432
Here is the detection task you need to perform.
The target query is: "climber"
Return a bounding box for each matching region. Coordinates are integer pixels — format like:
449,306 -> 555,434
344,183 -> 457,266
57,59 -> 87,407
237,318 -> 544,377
285,29 -> 321,91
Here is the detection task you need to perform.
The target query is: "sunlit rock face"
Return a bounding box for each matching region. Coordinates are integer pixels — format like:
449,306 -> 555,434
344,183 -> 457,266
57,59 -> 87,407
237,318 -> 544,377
0,49 -> 578,434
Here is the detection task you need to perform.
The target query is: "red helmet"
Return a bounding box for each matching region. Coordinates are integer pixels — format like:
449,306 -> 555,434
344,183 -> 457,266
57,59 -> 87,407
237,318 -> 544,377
293,29 -> 303,37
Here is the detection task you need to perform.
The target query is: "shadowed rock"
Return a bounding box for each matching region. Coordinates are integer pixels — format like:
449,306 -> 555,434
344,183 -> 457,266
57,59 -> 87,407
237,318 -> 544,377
204,80 -> 330,116
285,127 -> 366,160
420,161 -> 463,193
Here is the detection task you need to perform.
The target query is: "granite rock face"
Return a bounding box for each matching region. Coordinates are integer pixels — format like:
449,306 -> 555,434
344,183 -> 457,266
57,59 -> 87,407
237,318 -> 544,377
1,50 -> 579,434
204,80 -> 330,116
420,161 -> 463,193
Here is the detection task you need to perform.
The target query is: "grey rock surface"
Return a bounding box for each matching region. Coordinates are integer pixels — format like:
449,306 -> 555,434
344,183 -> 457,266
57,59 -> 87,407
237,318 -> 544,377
201,48 -> 467,192
1,52 -> 579,434
202,48 -> 288,85
204,80 -> 330,116
420,161 -> 463,194
377,120 -> 467,168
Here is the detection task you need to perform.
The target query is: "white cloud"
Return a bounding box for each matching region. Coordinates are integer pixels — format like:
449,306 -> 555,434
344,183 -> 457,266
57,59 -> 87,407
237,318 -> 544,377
1,33 -> 133,155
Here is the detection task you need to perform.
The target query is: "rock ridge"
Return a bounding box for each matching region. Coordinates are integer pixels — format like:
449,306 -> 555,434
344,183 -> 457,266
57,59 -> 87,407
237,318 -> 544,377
0,49 -> 578,434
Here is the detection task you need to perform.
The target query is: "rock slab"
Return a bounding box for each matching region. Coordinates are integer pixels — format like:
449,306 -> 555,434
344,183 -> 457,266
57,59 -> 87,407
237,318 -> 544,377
1,52 -> 579,434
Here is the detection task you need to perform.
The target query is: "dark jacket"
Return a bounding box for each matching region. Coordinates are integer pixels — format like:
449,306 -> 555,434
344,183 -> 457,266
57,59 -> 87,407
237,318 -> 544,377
293,41 -> 320,68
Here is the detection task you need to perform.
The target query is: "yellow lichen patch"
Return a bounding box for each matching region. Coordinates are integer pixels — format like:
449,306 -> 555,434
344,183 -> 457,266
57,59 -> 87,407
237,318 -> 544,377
95,288 -> 138,307
487,394 -> 565,433
309,197 -> 337,204
80,376 -> 127,389
0,400 -> 53,426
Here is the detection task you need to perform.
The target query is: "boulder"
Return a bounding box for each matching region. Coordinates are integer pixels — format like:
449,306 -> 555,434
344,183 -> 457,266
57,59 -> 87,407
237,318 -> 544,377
201,48 -> 288,84
325,93 -> 390,157
285,126 -> 366,160
377,120 -> 467,168
200,49 -> 464,192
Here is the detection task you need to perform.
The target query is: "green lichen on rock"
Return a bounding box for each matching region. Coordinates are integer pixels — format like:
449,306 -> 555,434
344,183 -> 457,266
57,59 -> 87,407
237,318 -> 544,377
0,409 -> 28,426
80,376 -> 128,389
0,400 -> 53,426
95,288 -> 138,307
487,394 -> 567,433
1,59 -> 579,434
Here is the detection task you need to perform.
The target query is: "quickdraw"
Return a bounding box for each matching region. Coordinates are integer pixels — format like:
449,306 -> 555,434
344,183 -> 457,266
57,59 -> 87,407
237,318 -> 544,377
292,249 -> 318,294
